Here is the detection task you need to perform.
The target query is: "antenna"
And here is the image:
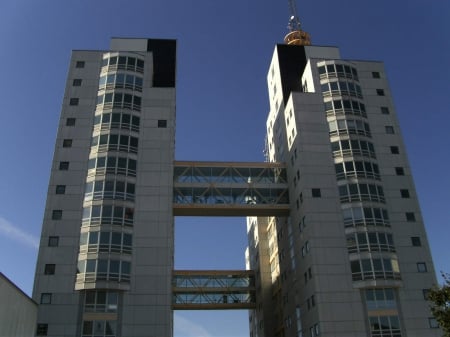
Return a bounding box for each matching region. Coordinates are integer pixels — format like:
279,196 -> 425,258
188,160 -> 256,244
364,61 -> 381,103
287,0 -> 301,32
284,0 -> 311,46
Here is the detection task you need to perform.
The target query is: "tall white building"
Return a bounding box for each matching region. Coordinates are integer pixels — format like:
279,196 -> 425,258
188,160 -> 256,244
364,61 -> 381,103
33,38 -> 176,337
246,29 -> 440,337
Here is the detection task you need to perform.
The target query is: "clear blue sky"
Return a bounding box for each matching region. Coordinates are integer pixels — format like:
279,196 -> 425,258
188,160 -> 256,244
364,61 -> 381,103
0,1 -> 449,336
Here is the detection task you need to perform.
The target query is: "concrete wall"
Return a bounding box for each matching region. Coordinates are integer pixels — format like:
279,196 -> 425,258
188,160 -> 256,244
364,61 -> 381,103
0,273 -> 37,337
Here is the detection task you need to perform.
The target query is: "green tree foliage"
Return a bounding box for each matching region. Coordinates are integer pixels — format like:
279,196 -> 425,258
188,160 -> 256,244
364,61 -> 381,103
428,272 -> 450,336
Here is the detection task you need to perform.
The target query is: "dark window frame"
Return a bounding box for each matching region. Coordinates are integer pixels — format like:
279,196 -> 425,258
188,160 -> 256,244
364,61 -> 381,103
55,185 -> 66,194
59,162 -> 69,170
66,118 -> 76,126
390,146 -> 400,154
411,237 -> 422,247
62,139 -> 72,148
69,98 -> 79,106
40,293 -> 52,304
376,89 -> 385,96
312,188 -> 321,198
48,236 -> 59,247
44,264 -> 55,275
51,210 -> 62,220
395,167 -> 404,175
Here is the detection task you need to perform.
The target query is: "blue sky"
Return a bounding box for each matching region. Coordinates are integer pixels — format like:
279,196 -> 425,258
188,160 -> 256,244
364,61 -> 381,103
0,0 -> 449,336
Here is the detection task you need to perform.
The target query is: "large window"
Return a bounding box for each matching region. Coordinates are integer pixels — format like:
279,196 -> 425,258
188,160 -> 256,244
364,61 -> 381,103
84,290 -> 118,312
96,92 -> 141,111
79,231 -> 132,254
91,133 -> 138,154
321,80 -> 362,98
338,183 -> 385,203
93,112 -> 140,132
101,55 -> 144,73
84,179 -> 135,201
331,139 -> 376,159
368,315 -> 401,337
350,257 -> 400,281
328,119 -> 371,137
82,320 -> 116,337
324,98 -> 366,118
365,288 -> 397,310
342,206 -> 390,228
87,155 -> 137,177
99,73 -> 143,92
77,258 -> 131,282
335,160 -> 380,180
346,231 -> 395,253
82,205 -> 134,227
317,63 -> 359,81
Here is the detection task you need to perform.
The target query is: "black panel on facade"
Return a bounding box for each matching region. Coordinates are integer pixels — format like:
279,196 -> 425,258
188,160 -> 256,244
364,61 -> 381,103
276,44 -> 307,104
147,39 -> 176,88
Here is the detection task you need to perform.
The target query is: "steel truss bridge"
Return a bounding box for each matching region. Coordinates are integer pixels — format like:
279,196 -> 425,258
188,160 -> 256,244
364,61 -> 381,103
171,161 -> 290,310
173,270 -> 256,310
173,161 -> 290,216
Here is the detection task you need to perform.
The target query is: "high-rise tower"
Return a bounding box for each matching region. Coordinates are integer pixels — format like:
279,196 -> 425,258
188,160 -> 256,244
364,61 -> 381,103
246,15 -> 440,337
33,38 -> 176,337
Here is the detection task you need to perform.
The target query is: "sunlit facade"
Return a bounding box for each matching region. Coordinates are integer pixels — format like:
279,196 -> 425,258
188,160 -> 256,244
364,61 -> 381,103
246,44 -> 440,337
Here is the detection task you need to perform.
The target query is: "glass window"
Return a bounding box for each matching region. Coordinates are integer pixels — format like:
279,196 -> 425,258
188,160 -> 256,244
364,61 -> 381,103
55,185 -> 66,194
381,107 -> 390,114
400,189 -> 410,198
158,119 -> 167,128
66,118 -> 76,126
411,237 -> 421,246
36,323 -> 48,336
429,317 -> 439,328
72,79 -> 82,86
44,264 -> 55,275
52,210 -> 62,220
385,126 -> 395,134
406,212 -> 416,222
48,236 -> 59,247
40,293 -> 52,304
395,167 -> 404,175
137,59 -> 144,70
69,98 -> 79,106
376,89 -> 385,96
75,61 -> 85,68
312,188 -> 321,198
59,161 -> 69,171
390,146 -> 399,154
63,139 -> 72,148
417,262 -> 427,273
372,72 -> 380,78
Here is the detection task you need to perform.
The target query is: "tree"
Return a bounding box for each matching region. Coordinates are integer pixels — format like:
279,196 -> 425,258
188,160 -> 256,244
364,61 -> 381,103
428,272 -> 450,336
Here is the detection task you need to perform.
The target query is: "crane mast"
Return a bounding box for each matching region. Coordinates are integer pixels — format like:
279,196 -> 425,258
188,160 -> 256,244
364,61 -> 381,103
284,0 -> 311,46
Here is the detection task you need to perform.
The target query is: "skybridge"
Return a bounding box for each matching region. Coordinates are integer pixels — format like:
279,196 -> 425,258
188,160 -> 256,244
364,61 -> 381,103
173,161 -> 290,216
172,270 -> 256,310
